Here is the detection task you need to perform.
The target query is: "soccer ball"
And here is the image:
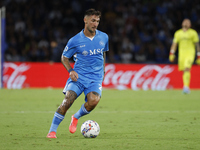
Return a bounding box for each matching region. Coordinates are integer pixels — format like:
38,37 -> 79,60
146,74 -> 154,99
81,120 -> 100,138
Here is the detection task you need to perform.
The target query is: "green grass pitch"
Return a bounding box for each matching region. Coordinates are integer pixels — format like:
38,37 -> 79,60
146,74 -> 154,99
0,89 -> 200,150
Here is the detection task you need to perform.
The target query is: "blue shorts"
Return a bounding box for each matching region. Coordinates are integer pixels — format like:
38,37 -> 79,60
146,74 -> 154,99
63,78 -> 103,102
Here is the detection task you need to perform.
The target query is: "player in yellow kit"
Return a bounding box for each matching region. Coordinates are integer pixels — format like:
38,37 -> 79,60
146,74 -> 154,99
169,19 -> 200,94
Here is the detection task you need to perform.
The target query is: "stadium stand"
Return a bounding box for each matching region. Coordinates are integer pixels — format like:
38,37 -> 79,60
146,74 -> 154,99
1,0 -> 200,63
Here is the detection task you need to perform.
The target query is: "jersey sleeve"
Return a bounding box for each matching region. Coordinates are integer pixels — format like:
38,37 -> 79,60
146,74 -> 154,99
173,31 -> 179,43
62,38 -> 77,58
193,30 -> 199,43
104,34 -> 109,52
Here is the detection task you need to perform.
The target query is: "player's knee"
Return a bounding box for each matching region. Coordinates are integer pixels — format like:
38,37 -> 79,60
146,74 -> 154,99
92,97 -> 100,107
88,96 -> 100,107
86,92 -> 100,108
184,68 -> 190,72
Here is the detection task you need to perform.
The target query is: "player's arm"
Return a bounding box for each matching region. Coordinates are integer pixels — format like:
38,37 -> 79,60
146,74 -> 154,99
169,42 -> 177,63
103,52 -> 106,75
195,42 -> 200,65
61,55 -> 78,81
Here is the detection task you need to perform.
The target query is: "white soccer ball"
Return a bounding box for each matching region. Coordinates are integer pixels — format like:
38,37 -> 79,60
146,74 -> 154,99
81,120 -> 100,138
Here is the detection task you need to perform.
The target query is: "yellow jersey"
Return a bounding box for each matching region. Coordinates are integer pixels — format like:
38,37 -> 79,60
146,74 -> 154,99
173,28 -> 199,57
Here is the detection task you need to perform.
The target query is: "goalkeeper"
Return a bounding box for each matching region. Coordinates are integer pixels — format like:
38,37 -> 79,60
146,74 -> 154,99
169,19 -> 200,94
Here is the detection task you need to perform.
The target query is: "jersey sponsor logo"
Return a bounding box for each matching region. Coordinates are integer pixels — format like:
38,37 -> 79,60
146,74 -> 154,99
82,50 -> 88,56
89,48 -> 104,55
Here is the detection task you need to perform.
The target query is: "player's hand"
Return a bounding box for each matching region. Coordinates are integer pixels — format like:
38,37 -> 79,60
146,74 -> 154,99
70,71 -> 78,81
169,54 -> 175,62
196,57 -> 200,65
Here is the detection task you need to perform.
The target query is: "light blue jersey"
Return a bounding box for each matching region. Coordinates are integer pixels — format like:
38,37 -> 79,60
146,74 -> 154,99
48,10 -> 108,137
62,29 -> 109,83
62,29 -> 109,98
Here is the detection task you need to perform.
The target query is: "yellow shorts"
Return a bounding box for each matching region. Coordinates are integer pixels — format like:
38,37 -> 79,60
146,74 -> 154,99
178,54 -> 195,71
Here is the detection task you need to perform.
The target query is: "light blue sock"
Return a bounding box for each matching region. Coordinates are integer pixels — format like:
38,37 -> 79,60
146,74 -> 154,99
74,104 -> 90,119
49,112 -> 64,133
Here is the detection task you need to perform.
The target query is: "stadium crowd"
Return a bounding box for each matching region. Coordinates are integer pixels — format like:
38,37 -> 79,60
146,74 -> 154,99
1,0 -> 200,63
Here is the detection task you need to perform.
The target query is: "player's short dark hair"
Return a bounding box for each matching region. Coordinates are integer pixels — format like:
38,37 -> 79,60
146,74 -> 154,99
84,8 -> 101,18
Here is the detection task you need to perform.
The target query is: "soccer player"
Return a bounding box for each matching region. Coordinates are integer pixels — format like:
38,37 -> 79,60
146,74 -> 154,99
169,19 -> 200,94
46,8 -> 109,138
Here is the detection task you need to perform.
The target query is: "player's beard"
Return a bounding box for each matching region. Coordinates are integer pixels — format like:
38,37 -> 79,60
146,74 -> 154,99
87,26 -> 96,34
182,26 -> 189,31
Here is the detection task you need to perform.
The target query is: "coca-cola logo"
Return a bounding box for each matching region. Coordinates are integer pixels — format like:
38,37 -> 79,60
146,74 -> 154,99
3,63 -> 30,89
103,64 -> 174,90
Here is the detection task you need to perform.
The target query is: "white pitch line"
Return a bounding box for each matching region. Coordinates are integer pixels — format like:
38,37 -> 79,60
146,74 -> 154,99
0,110 -> 200,114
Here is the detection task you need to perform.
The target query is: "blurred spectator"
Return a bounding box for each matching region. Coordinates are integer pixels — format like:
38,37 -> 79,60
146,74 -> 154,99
5,47 -> 20,62
50,40 -> 65,62
1,0 -> 200,63
14,18 -> 26,32
135,45 -> 147,63
154,41 -> 168,63
121,48 -> 133,64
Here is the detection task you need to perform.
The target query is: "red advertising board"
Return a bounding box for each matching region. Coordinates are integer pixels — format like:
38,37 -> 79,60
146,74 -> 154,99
3,62 -> 200,89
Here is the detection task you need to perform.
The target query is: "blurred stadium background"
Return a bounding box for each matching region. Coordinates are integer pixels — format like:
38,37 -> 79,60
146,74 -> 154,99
1,0 -> 200,89
1,0 -> 200,63
1,2 -> 200,149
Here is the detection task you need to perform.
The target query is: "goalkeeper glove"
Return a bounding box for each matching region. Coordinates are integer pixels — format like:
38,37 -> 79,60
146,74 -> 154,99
169,50 -> 175,62
196,52 -> 200,65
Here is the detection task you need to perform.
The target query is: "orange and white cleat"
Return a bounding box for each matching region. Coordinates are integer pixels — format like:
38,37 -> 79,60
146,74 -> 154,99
46,131 -> 57,138
69,115 -> 78,133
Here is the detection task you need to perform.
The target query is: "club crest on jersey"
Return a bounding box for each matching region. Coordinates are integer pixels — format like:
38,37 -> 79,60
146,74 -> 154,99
99,41 -> 104,46
65,46 -> 68,51
82,50 -> 88,56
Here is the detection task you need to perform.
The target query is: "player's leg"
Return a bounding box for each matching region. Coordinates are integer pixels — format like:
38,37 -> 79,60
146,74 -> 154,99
47,80 -> 83,138
74,91 -> 101,119
182,57 -> 194,94
47,90 -> 77,138
69,92 -> 101,133
182,68 -> 191,93
84,91 -> 101,111
69,82 -> 102,133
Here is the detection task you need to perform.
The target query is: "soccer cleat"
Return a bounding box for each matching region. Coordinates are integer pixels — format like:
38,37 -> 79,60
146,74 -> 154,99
69,115 -> 78,133
46,131 -> 57,138
182,87 -> 190,94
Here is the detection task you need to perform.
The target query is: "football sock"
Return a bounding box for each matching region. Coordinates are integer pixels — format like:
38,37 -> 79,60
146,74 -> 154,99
74,104 -> 90,119
49,112 -> 64,133
183,71 -> 191,88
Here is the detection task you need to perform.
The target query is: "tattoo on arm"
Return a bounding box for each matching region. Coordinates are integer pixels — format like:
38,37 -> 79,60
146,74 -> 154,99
61,55 -> 73,72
